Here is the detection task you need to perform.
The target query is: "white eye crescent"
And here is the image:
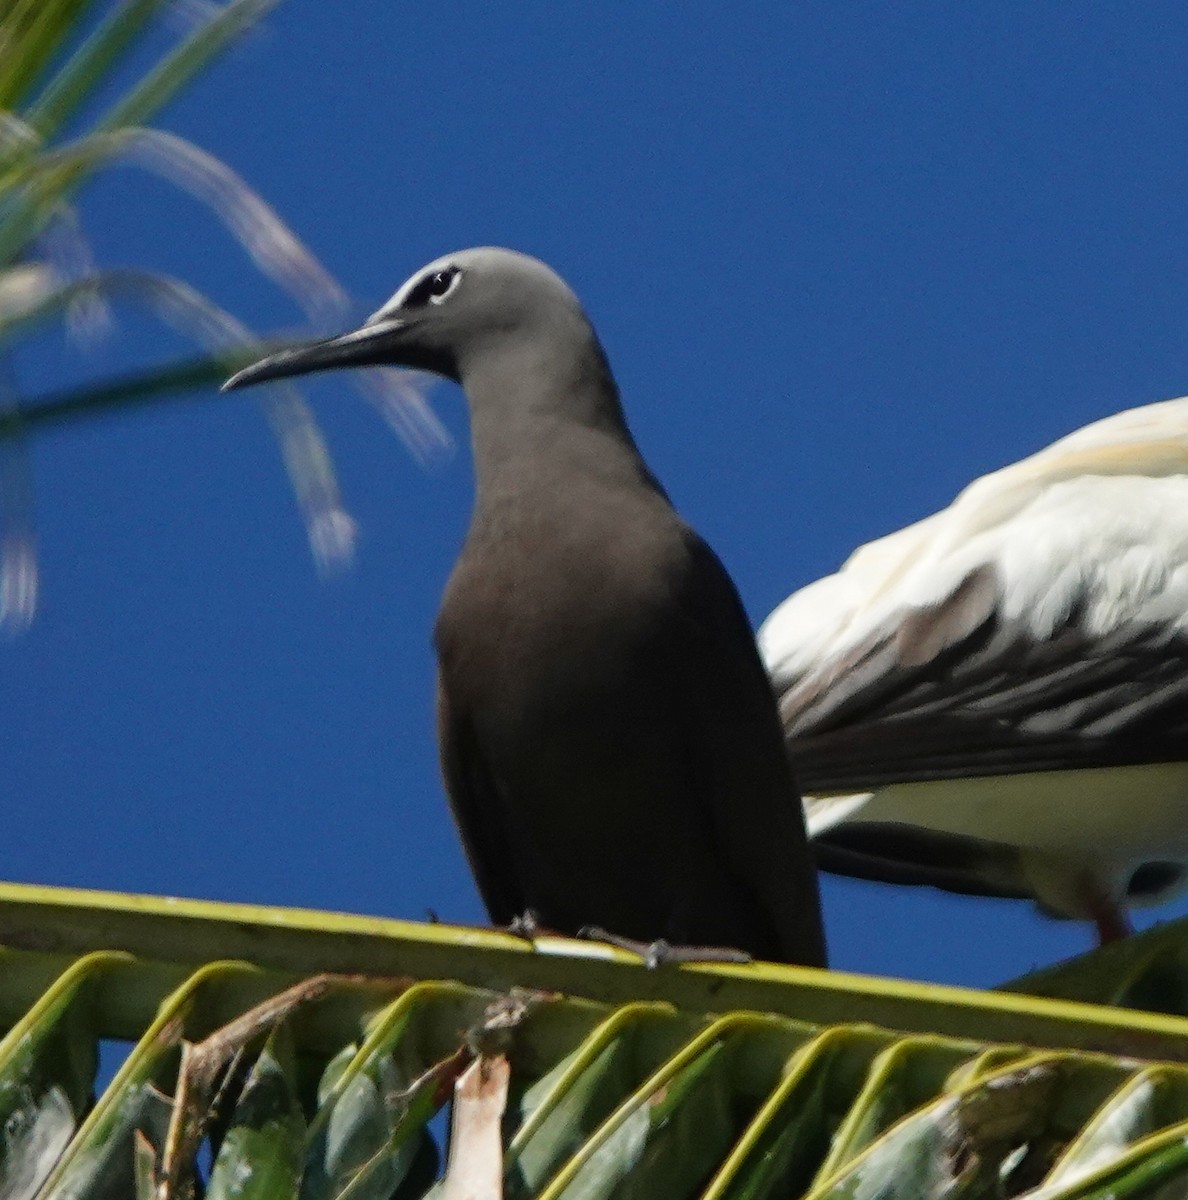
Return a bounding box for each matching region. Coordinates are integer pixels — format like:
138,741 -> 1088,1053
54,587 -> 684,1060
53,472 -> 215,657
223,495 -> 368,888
404,266 -> 462,307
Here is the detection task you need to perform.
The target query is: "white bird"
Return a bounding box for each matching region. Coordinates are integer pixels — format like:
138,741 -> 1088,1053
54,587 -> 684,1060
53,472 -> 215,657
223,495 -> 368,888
759,395 -> 1188,944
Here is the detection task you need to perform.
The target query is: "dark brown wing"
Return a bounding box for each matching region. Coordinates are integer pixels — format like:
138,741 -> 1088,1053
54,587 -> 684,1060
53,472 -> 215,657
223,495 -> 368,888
671,533 -> 827,965
435,674 -> 525,924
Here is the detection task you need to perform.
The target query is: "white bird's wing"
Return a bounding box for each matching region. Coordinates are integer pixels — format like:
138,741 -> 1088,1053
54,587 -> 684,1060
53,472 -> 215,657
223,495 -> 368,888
761,400 -> 1188,794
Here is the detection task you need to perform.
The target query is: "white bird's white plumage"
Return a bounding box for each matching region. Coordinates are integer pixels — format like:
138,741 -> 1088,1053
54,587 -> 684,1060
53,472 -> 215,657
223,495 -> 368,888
760,395 -> 1188,937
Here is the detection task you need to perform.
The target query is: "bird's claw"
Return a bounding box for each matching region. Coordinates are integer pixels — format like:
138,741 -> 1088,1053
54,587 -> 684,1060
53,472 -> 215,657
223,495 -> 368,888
506,909 -> 544,941
578,926 -> 752,968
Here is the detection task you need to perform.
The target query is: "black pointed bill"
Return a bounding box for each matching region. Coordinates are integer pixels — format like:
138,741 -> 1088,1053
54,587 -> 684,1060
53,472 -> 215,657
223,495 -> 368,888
222,318 -> 409,392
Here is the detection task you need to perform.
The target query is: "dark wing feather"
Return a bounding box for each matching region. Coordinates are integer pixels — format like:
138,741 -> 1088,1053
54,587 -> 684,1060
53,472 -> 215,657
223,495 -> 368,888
671,533 -> 827,965
812,825 -> 1033,899
780,568 -> 1188,794
435,675 -> 525,924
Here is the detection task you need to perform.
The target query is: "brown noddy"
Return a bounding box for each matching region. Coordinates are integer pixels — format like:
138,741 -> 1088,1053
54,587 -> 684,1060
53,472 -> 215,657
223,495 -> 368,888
225,247 -> 826,967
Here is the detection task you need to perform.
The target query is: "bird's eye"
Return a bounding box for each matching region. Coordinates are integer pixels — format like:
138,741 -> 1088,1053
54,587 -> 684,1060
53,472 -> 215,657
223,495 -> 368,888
428,269 -> 457,301
405,266 -> 461,308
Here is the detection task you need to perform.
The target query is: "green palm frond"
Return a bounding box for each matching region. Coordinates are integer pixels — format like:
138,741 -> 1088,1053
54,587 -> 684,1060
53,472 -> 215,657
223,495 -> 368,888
0,1 -> 448,632
1009,919 -> 1188,1017
0,0 -> 96,114
3,881 -> 1188,1198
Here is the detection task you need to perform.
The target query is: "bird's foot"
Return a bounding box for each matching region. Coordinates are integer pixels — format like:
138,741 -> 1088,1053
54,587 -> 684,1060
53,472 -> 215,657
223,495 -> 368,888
578,926 -> 752,969
1075,873 -> 1137,945
505,909 -> 546,942
1090,900 -> 1133,946
1094,911 -> 1133,945
1077,875 -> 1133,945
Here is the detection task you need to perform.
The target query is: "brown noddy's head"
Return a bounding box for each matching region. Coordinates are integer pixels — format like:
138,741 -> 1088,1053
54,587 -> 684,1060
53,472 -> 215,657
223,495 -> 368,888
222,247 -> 592,392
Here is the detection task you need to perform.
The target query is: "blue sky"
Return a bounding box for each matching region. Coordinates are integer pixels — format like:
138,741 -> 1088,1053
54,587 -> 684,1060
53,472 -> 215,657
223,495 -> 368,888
6,2 -> 1188,990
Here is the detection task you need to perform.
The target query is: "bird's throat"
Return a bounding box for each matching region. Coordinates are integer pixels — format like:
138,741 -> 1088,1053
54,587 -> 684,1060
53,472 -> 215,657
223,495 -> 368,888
461,338 -> 660,508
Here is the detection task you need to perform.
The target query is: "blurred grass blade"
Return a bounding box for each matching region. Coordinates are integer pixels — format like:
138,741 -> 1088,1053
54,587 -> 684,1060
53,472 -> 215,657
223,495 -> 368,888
262,391 -> 358,575
4,347 -> 358,578
0,0 -> 435,632
0,0 -> 281,260
36,209 -> 110,342
0,355 -> 36,633
1006,921 -> 1188,1017
0,266 -> 252,345
21,0 -> 166,145
12,127 -> 347,323
3,352 -> 256,433
0,421 -> 38,634
355,368 -> 451,465
118,128 -> 348,324
0,0 -> 95,111
508,1040 -> 632,1198
0,110 -> 41,183
0,269 -> 358,578
0,263 -> 59,320
96,0 -> 279,135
